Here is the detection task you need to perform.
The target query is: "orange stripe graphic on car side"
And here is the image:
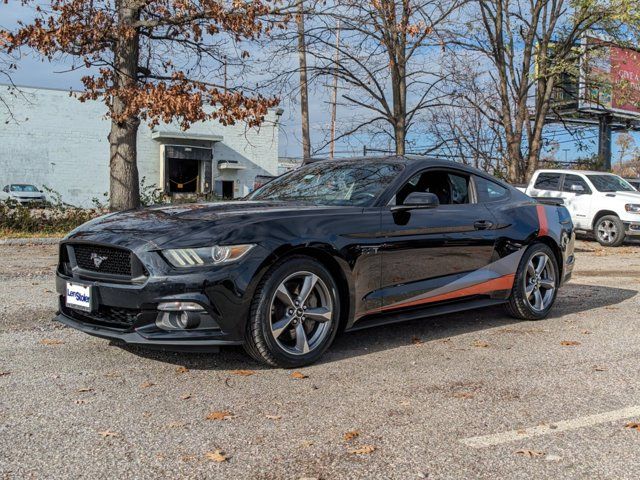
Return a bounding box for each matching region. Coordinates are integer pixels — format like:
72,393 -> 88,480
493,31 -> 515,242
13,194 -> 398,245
536,204 -> 548,237
379,274 -> 516,313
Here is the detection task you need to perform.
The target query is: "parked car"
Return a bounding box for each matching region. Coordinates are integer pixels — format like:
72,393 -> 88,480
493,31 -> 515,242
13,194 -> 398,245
56,157 -> 575,367
625,178 -> 640,191
0,184 -> 47,205
525,169 -> 640,246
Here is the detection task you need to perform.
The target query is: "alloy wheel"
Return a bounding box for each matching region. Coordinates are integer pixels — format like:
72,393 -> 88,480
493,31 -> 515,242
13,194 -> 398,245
269,271 -> 333,355
597,219 -> 618,244
525,252 -> 556,312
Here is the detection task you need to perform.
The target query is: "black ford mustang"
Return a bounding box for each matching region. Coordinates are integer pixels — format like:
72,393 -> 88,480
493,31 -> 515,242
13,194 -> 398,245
56,157 -> 575,367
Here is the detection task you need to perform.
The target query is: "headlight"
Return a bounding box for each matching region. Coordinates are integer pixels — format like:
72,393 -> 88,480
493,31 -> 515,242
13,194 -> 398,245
625,204 -> 640,213
162,244 -> 255,268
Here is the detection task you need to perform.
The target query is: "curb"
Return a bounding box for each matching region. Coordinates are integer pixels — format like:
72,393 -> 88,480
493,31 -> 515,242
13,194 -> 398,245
0,237 -> 61,246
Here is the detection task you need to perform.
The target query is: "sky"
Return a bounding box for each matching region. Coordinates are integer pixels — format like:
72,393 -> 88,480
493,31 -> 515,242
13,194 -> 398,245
1,1 -> 638,165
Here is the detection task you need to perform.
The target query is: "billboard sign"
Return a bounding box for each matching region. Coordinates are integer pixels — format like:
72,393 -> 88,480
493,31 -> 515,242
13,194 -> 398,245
579,37 -> 640,118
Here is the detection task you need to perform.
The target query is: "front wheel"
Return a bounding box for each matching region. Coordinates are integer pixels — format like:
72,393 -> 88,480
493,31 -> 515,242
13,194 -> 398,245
244,256 -> 340,368
594,215 -> 625,247
505,243 -> 559,320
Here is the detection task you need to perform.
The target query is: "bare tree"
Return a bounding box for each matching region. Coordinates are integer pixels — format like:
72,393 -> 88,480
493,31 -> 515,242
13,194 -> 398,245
298,0 -> 463,155
447,0 -> 627,183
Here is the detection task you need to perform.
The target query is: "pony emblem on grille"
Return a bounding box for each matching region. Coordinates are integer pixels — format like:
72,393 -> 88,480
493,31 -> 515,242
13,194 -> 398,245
90,252 -> 108,268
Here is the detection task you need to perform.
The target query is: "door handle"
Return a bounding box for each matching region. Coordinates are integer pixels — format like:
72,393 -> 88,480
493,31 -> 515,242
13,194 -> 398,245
474,220 -> 493,230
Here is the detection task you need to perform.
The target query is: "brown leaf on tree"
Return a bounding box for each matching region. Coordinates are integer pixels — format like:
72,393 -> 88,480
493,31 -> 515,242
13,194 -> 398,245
515,449 -> 545,457
265,414 -> 282,420
98,430 -> 119,438
140,381 -> 155,388
206,410 -> 234,421
204,449 -> 229,462
290,371 -> 309,379
560,341 -> 581,346
343,430 -> 360,441
348,445 -> 376,455
231,369 -> 255,376
176,366 -> 189,374
40,338 -> 64,345
625,422 -> 640,431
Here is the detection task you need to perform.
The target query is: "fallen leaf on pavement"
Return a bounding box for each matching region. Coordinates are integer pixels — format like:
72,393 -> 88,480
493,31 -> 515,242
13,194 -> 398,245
74,399 -> 88,405
140,381 -> 155,389
265,414 -> 282,420
40,339 -> 64,345
515,449 -> 545,457
560,341 -> 581,346
77,387 -> 93,393
290,371 -> 309,379
205,450 -> 229,462
411,336 -> 423,345
343,430 -> 360,441
176,366 -> 189,374
98,430 -> 119,438
593,366 -> 607,372
181,393 -> 192,400
452,392 -> 474,399
581,330 -> 592,335
472,340 -> 490,348
348,445 -> 376,455
0,371 -> 10,377
207,410 -> 234,421
625,422 -> 640,431
166,421 -> 186,428
231,369 -> 255,376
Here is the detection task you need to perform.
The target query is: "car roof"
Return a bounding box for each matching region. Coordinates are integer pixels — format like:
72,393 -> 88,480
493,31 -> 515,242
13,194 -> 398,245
306,155 -> 488,172
534,169 -> 616,175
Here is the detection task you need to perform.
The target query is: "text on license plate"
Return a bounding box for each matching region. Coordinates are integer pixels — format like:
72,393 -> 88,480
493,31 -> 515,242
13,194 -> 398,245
66,282 -> 92,312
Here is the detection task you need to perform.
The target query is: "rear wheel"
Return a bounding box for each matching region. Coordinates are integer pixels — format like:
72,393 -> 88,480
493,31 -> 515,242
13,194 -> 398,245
244,256 -> 340,368
594,215 -> 625,247
505,243 -> 559,320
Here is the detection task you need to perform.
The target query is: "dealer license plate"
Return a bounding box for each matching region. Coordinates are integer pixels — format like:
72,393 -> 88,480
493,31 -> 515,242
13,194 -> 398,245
66,282 -> 93,312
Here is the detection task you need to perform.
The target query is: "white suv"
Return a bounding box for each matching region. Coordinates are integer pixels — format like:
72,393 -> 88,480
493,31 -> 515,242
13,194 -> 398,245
525,169 -> 640,246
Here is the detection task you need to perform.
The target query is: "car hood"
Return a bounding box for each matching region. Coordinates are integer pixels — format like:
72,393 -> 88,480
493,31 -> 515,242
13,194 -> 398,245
604,191 -> 640,202
66,201 -> 360,250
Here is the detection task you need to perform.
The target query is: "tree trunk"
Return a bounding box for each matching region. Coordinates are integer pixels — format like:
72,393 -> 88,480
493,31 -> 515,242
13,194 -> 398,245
297,1 -> 311,162
109,0 -> 141,211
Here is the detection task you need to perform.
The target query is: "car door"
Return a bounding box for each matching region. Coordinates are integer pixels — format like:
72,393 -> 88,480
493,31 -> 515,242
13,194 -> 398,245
377,168 -> 498,313
560,174 -> 593,230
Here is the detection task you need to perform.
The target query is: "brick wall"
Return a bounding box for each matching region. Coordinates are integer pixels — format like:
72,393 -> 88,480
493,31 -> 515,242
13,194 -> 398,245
0,86 -> 280,206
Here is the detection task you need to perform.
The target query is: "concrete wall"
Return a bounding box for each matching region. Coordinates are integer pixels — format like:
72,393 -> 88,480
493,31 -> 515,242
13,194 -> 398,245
0,86 -> 280,206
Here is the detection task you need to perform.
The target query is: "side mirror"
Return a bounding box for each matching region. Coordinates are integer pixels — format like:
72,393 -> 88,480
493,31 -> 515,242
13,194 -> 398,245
570,184 -> 585,193
392,191 -> 440,211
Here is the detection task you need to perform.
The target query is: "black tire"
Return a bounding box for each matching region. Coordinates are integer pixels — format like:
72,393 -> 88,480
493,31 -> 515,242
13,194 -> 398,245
593,214 -> 625,247
244,256 -> 341,368
505,243 -> 559,320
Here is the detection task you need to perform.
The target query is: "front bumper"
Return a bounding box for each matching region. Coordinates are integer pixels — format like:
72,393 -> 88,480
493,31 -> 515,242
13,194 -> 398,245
55,242 -> 269,350
624,222 -> 640,236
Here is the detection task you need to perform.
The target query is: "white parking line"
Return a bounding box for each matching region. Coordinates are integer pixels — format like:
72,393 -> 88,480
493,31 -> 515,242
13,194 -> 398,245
461,405 -> 640,448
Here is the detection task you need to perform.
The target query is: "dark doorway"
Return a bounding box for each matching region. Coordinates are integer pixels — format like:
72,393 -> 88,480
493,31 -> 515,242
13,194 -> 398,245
215,180 -> 235,199
168,158 -> 199,193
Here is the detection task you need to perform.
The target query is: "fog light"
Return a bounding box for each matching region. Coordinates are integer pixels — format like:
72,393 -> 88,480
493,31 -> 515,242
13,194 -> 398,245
156,311 -> 202,330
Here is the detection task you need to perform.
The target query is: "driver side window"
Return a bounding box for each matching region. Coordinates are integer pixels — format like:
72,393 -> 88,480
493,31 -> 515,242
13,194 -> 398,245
394,170 -> 470,206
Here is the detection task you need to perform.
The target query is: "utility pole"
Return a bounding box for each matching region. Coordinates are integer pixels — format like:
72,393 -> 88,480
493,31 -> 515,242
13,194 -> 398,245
297,0 -> 311,162
329,21 -> 341,159
598,114 -> 613,171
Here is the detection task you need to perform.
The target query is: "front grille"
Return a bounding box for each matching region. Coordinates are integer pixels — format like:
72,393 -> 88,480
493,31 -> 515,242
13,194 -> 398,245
73,245 -> 132,276
64,304 -> 139,329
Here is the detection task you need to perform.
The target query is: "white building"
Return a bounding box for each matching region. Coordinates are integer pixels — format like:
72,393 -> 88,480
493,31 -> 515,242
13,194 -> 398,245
0,85 -> 281,206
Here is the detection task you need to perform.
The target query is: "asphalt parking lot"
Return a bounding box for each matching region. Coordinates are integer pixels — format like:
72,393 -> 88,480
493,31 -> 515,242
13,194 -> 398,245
1,240 -> 640,479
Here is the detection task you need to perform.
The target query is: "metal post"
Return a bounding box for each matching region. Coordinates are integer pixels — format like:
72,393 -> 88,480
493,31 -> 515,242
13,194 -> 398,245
598,115 -> 612,171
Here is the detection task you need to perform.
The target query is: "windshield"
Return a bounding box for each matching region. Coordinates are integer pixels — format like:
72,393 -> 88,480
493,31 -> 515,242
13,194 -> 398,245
249,161 -> 404,206
10,184 -> 39,192
586,175 -> 635,192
